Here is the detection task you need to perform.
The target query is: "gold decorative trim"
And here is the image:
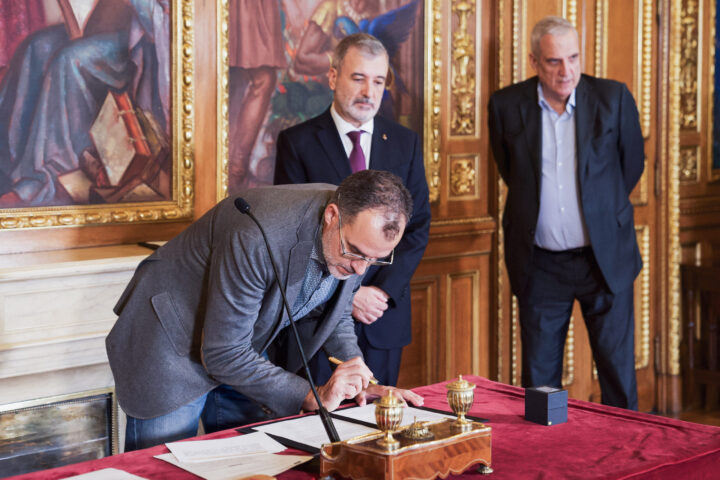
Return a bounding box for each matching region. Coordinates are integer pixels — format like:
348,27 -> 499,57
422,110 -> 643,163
431,216 -> 495,226
0,0 -> 195,230
680,146 -> 700,182
639,0 -> 653,137
595,0 -> 608,77
425,0 -> 442,202
449,154 -> 478,197
561,316 -> 575,386
512,0 -> 526,83
636,225 -> 651,370
564,0 -> 578,27
669,0 -> 682,376
680,0 -> 701,131
450,1 -> 477,136
217,0 -> 229,201
499,0 -> 505,89
708,0 -> 720,181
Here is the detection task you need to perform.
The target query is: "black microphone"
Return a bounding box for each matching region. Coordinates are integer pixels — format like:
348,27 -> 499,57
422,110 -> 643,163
234,197 -> 340,443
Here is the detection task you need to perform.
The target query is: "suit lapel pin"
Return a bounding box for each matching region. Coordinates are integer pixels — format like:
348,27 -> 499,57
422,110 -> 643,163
382,134 -> 388,140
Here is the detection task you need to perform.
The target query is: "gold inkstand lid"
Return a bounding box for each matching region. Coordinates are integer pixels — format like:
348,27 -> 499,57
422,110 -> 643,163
375,389 -> 404,408
446,374 -> 476,392
402,416 -> 434,441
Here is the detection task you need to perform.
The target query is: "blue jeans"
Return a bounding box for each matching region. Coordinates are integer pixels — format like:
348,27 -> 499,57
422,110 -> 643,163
124,385 -> 270,451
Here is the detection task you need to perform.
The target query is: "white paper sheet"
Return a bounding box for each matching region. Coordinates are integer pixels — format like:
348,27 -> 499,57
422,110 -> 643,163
332,404 -> 457,427
253,415 -> 379,450
166,431 -> 285,463
62,468 -> 147,480
155,452 -> 311,480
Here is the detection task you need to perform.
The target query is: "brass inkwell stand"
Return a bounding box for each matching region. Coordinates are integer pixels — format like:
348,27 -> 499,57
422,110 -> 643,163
319,376 -> 493,479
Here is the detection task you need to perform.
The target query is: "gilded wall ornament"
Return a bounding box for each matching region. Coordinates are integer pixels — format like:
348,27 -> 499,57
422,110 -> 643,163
680,0 -> 700,130
451,1 -> 476,136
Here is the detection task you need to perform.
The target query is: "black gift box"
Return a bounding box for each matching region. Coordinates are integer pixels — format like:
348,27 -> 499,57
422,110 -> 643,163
524,386 -> 568,426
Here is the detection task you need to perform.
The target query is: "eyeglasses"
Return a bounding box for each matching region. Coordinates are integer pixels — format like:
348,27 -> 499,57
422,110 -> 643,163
337,207 -> 394,266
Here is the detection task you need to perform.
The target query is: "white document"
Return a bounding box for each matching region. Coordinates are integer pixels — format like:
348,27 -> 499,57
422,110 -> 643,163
156,452 -> 311,480
62,469 -> 147,480
332,404 -> 457,427
166,431 -> 285,463
253,415 -> 379,450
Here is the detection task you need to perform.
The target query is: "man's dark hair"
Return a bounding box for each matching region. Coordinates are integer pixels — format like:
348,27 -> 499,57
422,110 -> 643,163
332,33 -> 388,71
333,170 -> 413,241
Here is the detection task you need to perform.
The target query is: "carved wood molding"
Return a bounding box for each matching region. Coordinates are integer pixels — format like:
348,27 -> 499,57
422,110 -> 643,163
217,0 -> 229,201
668,0 -> 683,376
450,1 -> 477,136
425,0 -> 442,202
636,225 -> 651,370
680,146 -> 700,182
449,155 -> 478,197
680,0 -> 701,131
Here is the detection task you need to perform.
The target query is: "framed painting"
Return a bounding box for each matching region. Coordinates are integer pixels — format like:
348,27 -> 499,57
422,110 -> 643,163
0,0 -> 194,230
217,0 -> 427,199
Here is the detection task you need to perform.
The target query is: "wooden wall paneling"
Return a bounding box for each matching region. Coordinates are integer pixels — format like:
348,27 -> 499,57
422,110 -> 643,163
195,0 -> 219,216
397,278 -> 440,387
410,0 -> 499,388
679,0 -> 720,270
402,224 -> 493,388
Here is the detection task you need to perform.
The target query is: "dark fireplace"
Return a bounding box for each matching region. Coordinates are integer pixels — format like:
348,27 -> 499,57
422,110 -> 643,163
0,389 -> 116,477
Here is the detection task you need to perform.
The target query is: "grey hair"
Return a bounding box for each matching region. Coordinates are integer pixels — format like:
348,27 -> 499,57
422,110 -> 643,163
332,170 -> 413,241
331,33 -> 388,71
530,16 -> 577,58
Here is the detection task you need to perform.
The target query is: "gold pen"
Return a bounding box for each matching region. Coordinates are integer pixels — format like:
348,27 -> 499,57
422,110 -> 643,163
328,356 -> 379,385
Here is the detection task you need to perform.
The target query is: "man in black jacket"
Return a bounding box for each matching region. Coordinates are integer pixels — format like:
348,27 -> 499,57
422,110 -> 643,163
488,16 -> 643,409
275,33 -> 431,386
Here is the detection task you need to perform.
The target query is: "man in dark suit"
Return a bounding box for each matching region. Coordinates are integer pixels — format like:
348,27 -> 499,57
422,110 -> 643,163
107,171 -> 423,450
275,33 -> 431,387
487,16 -> 643,410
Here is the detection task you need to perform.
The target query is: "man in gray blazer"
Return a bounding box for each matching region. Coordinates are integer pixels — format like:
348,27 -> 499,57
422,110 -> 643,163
106,170 -> 423,451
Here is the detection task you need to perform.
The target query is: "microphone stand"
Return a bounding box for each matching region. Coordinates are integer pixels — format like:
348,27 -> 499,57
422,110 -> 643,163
235,198 -> 341,443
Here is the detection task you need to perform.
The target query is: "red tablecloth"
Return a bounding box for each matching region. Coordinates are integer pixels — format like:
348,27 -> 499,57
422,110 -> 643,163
7,377 -> 720,479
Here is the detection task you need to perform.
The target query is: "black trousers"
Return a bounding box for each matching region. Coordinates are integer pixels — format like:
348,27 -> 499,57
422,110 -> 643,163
518,246 -> 638,410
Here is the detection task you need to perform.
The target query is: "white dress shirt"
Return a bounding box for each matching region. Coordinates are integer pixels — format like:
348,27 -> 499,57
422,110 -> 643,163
330,105 -> 374,169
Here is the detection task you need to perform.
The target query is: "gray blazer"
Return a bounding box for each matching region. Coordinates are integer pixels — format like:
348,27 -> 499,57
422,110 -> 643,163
106,184 -> 363,419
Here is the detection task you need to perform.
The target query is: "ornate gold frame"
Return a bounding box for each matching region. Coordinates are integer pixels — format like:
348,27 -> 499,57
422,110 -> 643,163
0,0 -> 195,230
218,1 -> 434,202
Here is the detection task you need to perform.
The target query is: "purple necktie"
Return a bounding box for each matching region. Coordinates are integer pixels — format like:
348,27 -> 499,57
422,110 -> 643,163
347,130 -> 366,173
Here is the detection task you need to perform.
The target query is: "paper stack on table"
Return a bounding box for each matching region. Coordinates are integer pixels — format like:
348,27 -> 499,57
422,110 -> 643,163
155,432 -> 312,480
62,469 -> 148,479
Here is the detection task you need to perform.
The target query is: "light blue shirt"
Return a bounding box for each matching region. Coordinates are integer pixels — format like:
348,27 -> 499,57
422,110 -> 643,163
286,227 -> 339,327
534,84 -> 590,251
